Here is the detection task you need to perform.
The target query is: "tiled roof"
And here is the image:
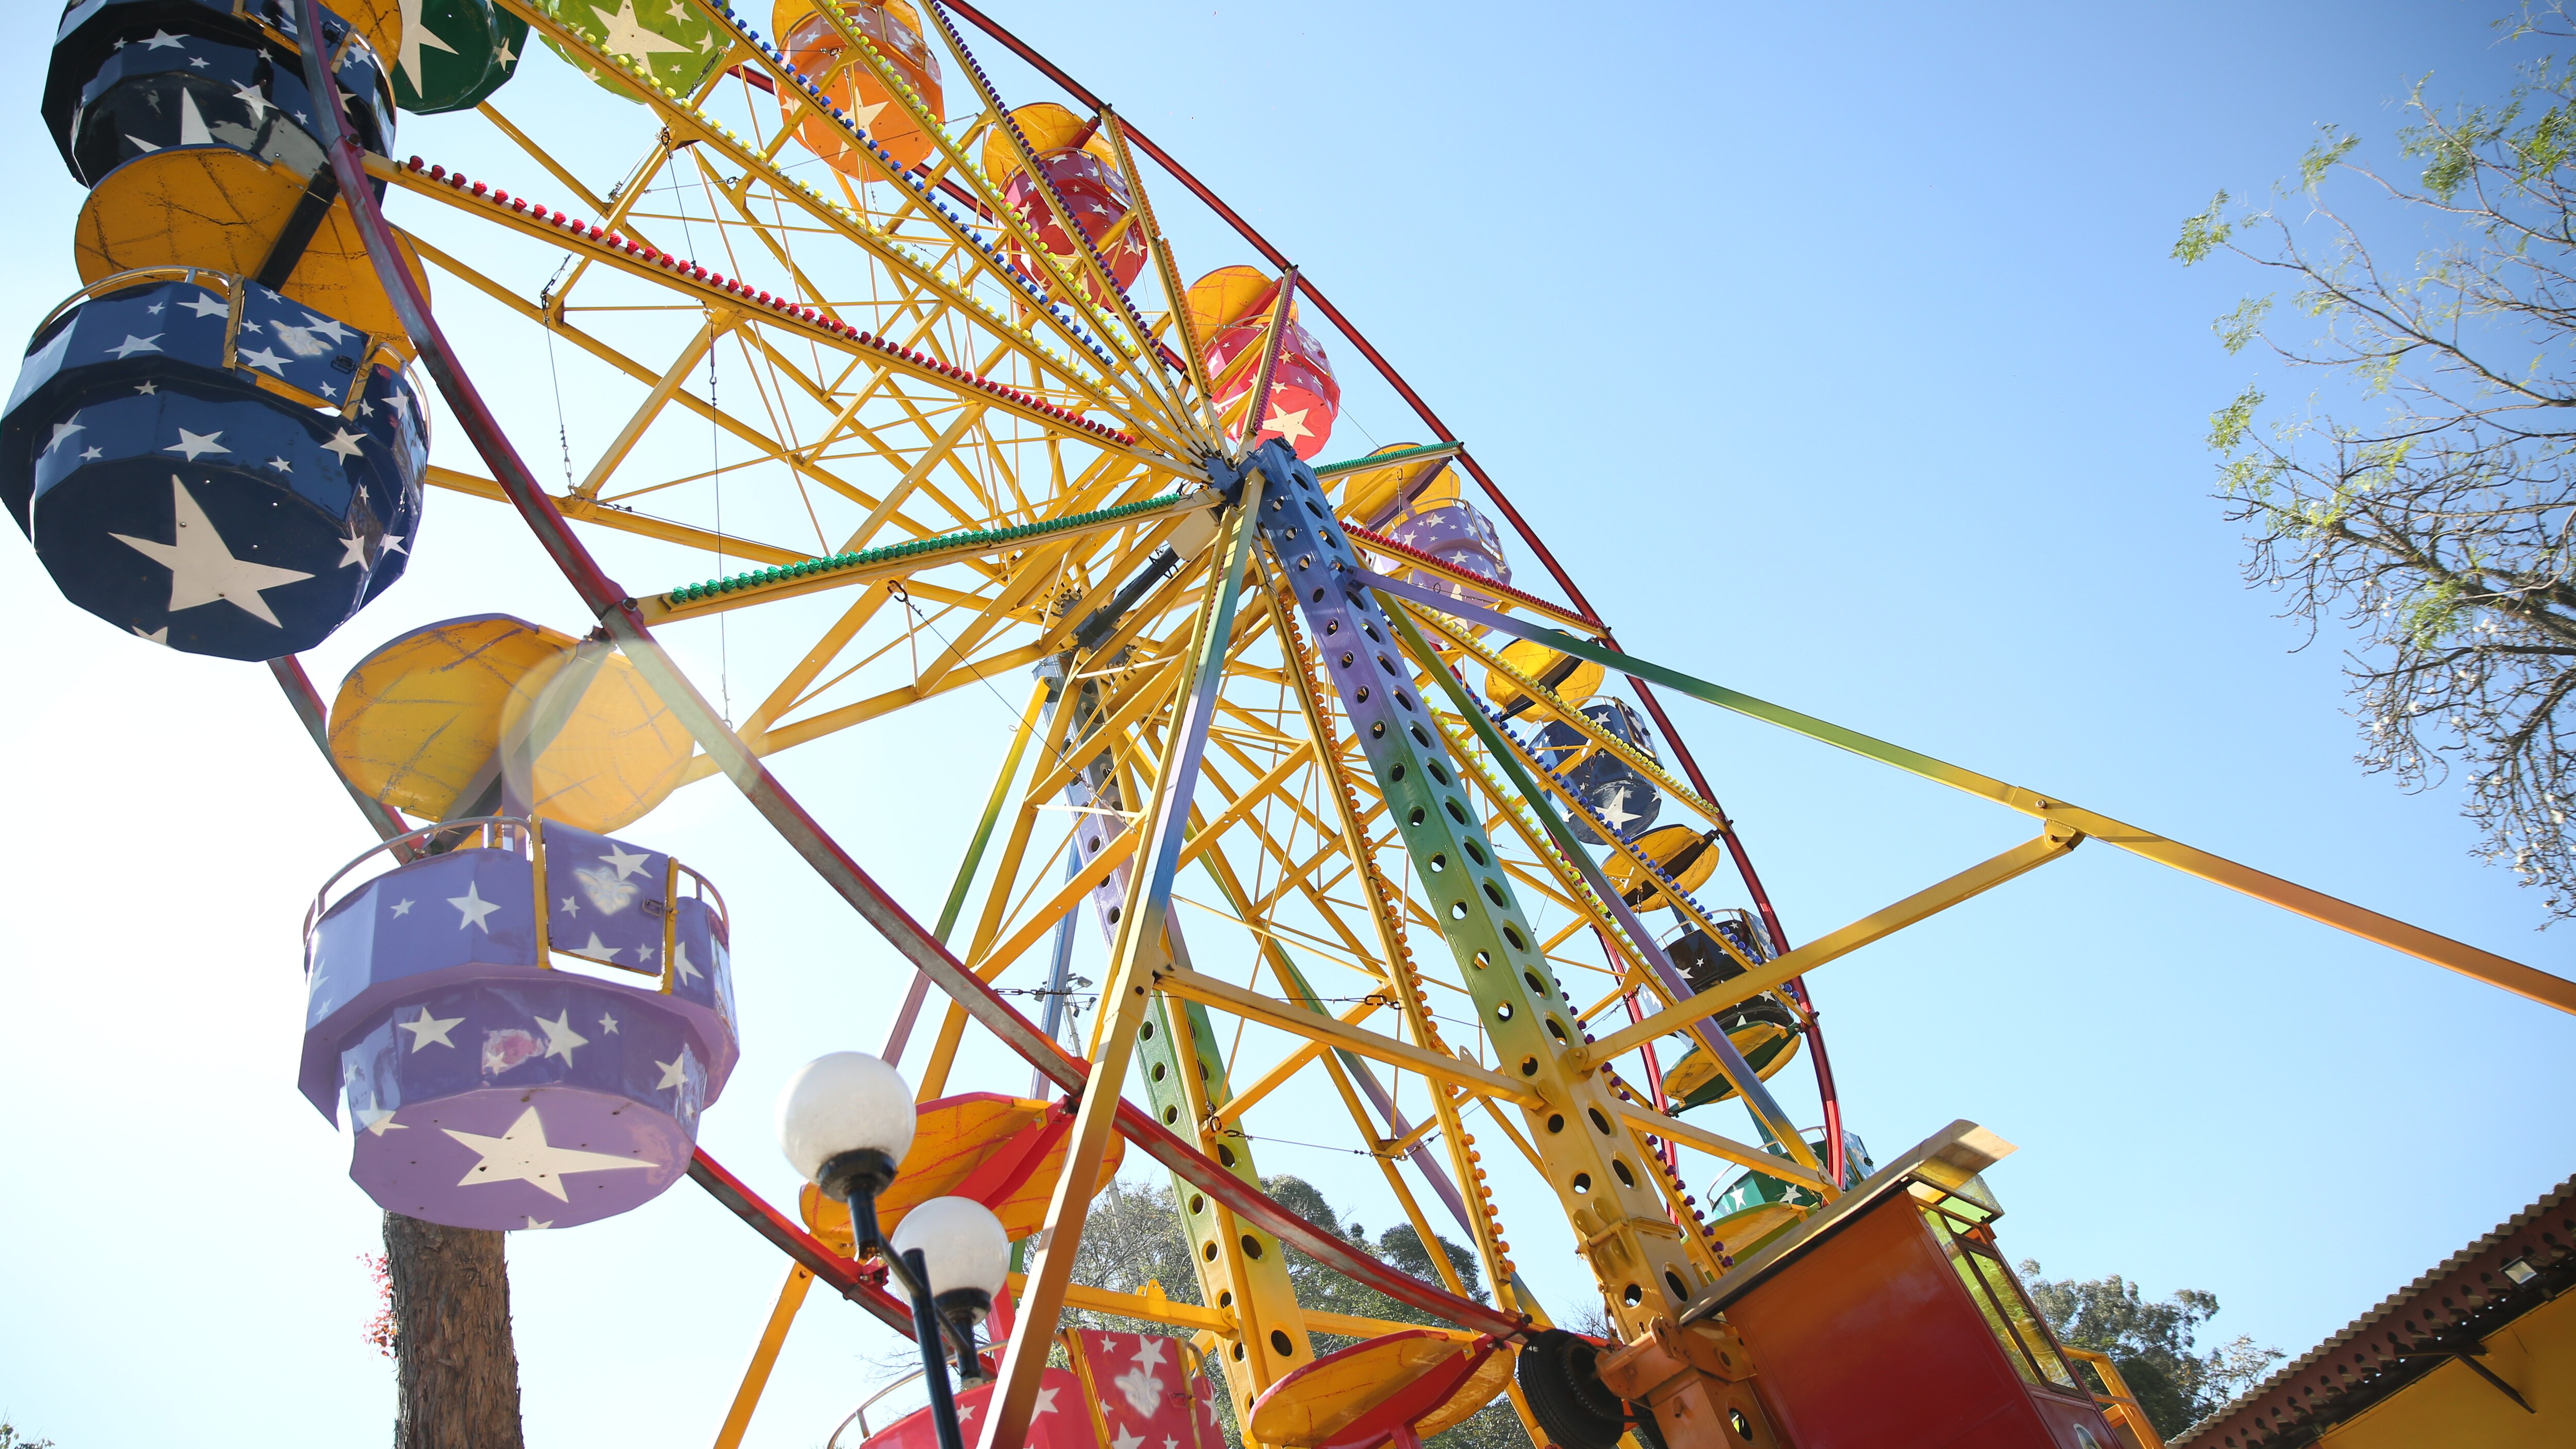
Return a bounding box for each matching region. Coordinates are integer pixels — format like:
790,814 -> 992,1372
2173,1174 -> 2574,1448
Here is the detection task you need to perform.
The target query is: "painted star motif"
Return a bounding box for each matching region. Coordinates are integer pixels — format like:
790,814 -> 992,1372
558,894 -> 581,917
298,313 -> 354,344
357,1106 -> 407,1136
587,0 -> 690,59
448,880 -> 501,932
233,81 -> 271,119
146,302 -> 165,315
597,844 -> 653,881
399,1007 -> 464,1051
131,622 -> 171,645
598,1013 -> 619,1035
848,96 -> 889,131
141,30 -> 184,49
107,333 -> 163,359
338,530 -> 368,568
109,475 -> 312,627
1131,1337 -> 1169,1368
265,456 -> 293,473
394,0 -> 460,87
567,931 -> 622,962
494,37 -> 517,66
134,381 -> 158,395
78,446 -> 103,462
237,345 -> 289,374
1109,1428 -> 1144,1449
654,1045 -> 694,1095
45,416 -> 84,453
523,1216 -> 553,1229
390,898 -> 415,916
163,428 -> 228,461
1033,1387 -> 1059,1419
442,1105 -> 648,1201
379,533 -> 409,556
633,943 -> 657,965
672,940 -> 702,983
186,55 -> 209,70
536,1010 -> 589,1065
317,382 -> 338,399
1597,785 -> 1640,831
321,428 -> 366,460
1261,404 -> 1313,446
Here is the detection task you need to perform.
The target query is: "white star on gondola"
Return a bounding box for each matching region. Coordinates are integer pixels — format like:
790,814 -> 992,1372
558,894 -> 580,917
79,447 -> 103,462
598,1013 -> 619,1035
448,880 -> 501,931
337,530 -> 367,568
494,37 -> 517,65
177,89 -> 213,143
108,333 -> 163,359
322,428 -> 366,461
110,475 -> 312,627
672,939 -> 702,983
523,1216 -> 552,1229
1597,786 -> 1641,831
141,30 -> 184,49
1262,404 -> 1313,445
848,96 -> 889,131
134,381 -> 158,395
357,1107 -> 407,1135
391,898 -> 414,916
399,1007 -> 464,1051
164,428 -> 228,461
186,55 -> 209,70
1109,1428 -> 1144,1449
598,844 -> 653,881
536,1010 -> 589,1064
45,416 -> 84,453
298,313 -> 354,344
589,0 -> 690,58
266,456 -> 294,473
380,533 -> 409,556
443,1105 -> 648,1201
132,625 -> 169,644
181,292 -> 228,319
233,81 -> 271,119
654,1045 -> 694,1096
394,0 -> 460,86
239,345 -> 289,374
567,931 -> 622,962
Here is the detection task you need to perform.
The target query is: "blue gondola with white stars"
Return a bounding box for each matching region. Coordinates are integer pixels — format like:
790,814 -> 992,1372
44,0 -> 398,187
2,268 -> 425,657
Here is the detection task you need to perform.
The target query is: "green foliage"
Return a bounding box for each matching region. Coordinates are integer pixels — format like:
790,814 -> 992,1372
2020,1263 -> 2283,1438
0,1424 -> 56,1449
1064,1173 -> 1521,1449
2170,190 -> 2234,264
2179,7 -> 2576,923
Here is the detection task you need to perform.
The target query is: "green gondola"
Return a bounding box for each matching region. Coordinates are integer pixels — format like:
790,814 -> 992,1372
388,0 -> 529,114
537,0 -> 726,104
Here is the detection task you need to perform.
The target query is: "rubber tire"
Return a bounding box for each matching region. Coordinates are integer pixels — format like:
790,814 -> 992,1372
1515,1329 -> 1629,1449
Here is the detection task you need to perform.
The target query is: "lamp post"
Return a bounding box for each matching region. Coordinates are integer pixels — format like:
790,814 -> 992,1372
777,1053 -> 1011,1449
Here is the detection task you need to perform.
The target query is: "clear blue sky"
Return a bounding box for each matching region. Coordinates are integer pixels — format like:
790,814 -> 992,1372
4,3 -> 2572,1446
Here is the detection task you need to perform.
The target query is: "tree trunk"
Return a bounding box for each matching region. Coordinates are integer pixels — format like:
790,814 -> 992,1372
385,1212 -> 526,1449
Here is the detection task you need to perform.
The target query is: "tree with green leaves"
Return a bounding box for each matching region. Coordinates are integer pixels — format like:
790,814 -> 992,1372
2177,6 -> 2576,920
2020,1262 -> 2282,1437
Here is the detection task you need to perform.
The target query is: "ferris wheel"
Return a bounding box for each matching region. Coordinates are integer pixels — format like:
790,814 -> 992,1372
15,4 -> 2574,1449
